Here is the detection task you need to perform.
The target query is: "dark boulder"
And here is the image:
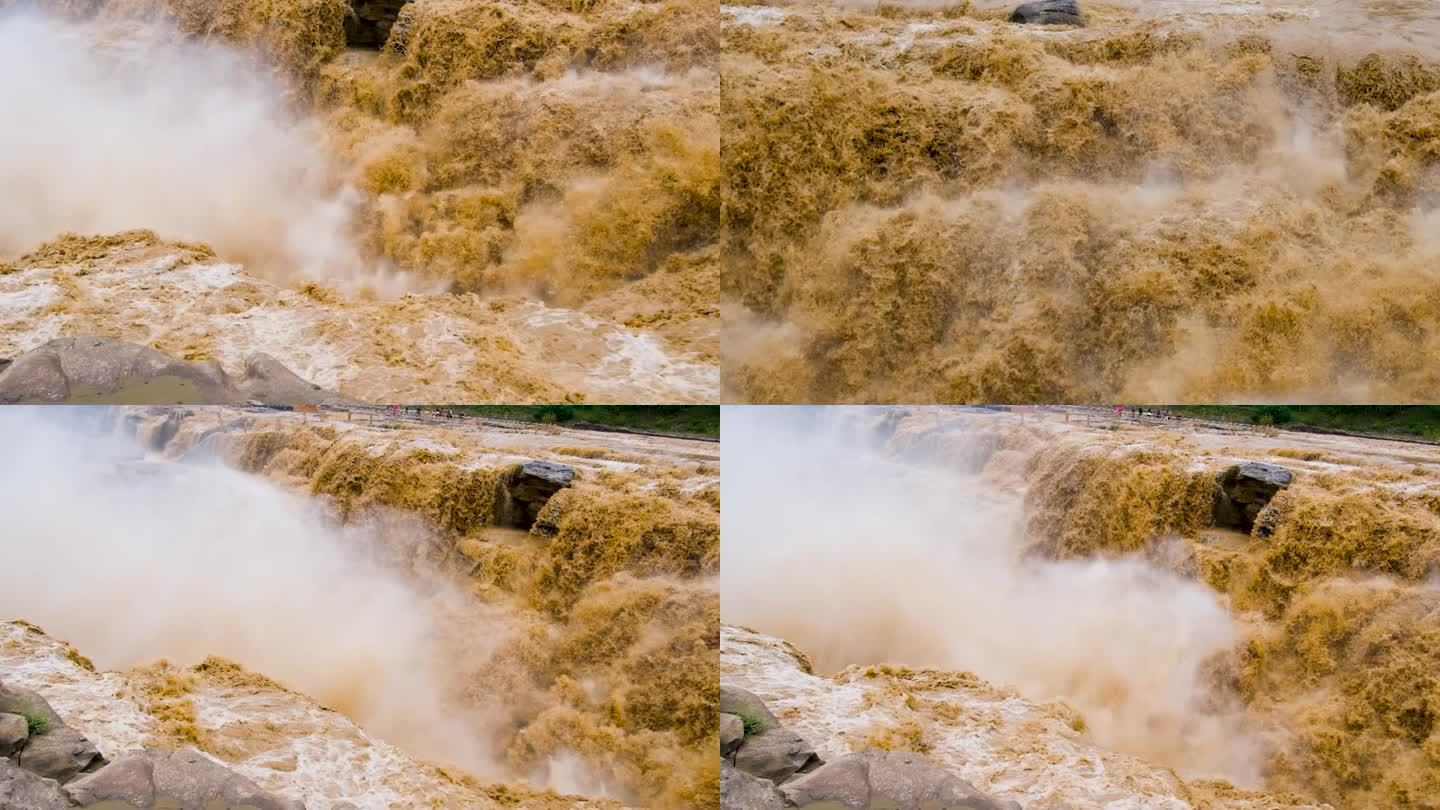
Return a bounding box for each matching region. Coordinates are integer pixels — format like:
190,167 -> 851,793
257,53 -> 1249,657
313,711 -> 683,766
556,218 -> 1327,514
1213,462 -> 1293,532
346,0 -> 413,48
497,460 -> 576,530
1010,0 -> 1083,25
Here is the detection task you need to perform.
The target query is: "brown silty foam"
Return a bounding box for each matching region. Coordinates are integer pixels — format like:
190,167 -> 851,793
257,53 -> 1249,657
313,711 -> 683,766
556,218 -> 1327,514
722,0 -> 1440,402
2,408 -> 719,809
0,0 -> 717,401
723,407 -> 1440,808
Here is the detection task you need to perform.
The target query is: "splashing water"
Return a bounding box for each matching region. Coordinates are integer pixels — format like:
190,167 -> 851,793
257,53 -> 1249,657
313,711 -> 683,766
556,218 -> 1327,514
720,406 -> 1263,785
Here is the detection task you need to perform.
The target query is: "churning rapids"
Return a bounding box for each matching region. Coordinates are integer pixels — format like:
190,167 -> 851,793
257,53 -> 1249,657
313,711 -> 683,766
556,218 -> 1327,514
0,406 -> 720,808
722,0 -> 1440,403
722,406 -> 1440,809
0,0 -> 717,402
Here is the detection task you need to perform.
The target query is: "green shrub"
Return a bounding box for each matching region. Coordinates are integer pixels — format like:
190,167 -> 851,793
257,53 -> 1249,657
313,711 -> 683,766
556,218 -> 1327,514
535,404 -> 576,423
1251,405 -> 1293,425
23,711 -> 47,736
737,709 -> 765,736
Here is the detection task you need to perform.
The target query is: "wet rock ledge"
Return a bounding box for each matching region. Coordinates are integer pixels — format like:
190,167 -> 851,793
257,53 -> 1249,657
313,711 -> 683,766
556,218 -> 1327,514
0,680 -> 301,810
0,337 -> 349,406
719,684 -> 1019,810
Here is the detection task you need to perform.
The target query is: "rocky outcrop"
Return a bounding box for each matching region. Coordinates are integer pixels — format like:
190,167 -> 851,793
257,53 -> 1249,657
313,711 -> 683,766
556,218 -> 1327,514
497,460 -> 576,530
0,337 -> 349,406
0,679 -> 302,809
720,713 -> 744,758
0,682 -> 106,783
0,758 -> 71,810
722,683 -> 821,789
0,714 -> 26,759
733,727 -> 821,784
1213,462 -> 1293,532
720,685 -> 779,731
721,646 -> 1022,810
781,749 -> 1021,810
65,748 -> 302,810
720,761 -> 786,810
1009,0 -> 1083,25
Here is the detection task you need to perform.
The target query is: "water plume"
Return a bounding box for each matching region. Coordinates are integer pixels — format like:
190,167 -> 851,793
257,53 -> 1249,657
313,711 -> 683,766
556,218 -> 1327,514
0,406 -> 501,776
720,406 -> 1262,785
0,8 -> 408,295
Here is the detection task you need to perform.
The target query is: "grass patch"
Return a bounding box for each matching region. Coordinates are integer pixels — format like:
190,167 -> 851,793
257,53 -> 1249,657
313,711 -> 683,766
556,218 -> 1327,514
22,711 -> 47,736
1167,406 -> 1440,441
430,405 -> 719,439
737,709 -> 766,737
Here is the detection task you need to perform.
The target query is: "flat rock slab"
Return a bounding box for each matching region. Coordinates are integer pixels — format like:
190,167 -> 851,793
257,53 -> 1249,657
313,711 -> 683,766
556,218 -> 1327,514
19,726 -> 105,784
781,749 -> 1018,810
1010,0 -> 1083,25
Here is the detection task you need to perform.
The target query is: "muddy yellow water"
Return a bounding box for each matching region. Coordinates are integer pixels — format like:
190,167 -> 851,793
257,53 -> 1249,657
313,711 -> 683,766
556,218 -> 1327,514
722,0 -> 1440,402
0,407 -> 720,808
724,407 -> 1440,808
0,0 -> 717,401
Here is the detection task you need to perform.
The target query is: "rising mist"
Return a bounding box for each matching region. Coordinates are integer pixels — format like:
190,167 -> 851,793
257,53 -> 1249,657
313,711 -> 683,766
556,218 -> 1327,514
0,9 -> 403,293
720,406 -> 1262,786
0,407 -> 503,776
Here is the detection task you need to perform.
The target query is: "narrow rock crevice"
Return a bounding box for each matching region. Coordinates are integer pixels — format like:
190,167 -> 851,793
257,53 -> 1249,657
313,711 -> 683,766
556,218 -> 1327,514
495,460 -> 576,532
1212,461 -> 1293,533
345,0 -> 413,49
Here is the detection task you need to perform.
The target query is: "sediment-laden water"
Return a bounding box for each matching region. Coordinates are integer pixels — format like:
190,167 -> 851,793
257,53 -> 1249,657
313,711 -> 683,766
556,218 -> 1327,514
0,0 -> 717,401
722,0 -> 1440,402
0,407 -> 720,808
722,406 -> 1440,808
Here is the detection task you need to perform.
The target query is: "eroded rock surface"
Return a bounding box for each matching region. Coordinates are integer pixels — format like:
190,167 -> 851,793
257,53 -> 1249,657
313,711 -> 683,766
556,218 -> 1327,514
0,758 -> 70,810
720,713 -> 744,758
0,337 -> 348,406
720,685 -> 779,731
721,760 -> 786,810
0,714 -> 26,759
65,748 -> 301,810
781,749 -> 1020,810
733,727 -> 821,784
0,681 -> 106,783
